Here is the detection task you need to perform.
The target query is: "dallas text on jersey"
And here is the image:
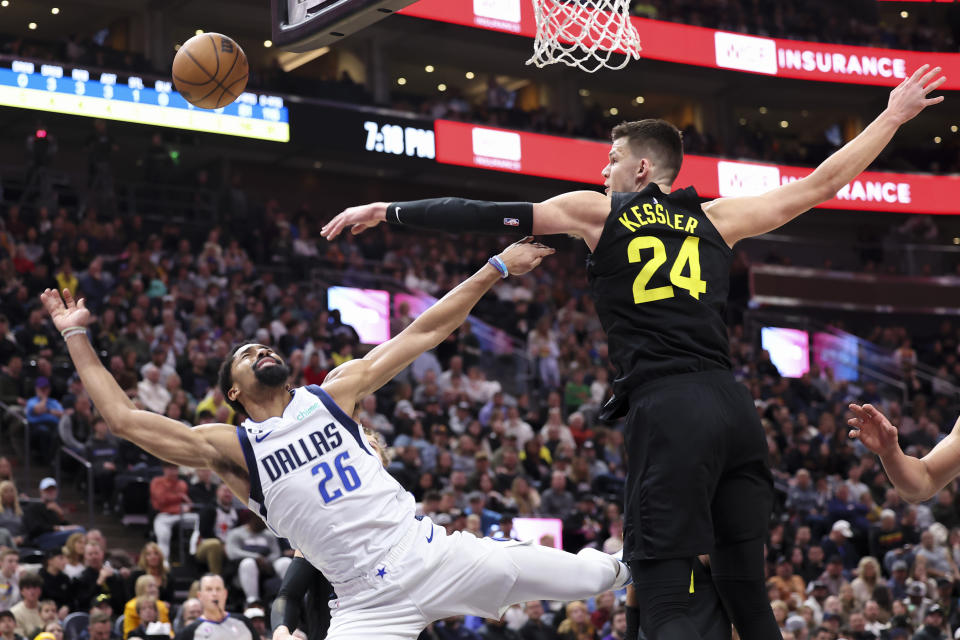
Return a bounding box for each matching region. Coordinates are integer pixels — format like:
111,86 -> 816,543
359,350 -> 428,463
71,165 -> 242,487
259,422 -> 344,482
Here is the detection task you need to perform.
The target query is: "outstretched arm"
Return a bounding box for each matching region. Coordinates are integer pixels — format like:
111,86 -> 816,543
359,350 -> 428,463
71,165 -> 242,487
40,289 -> 229,469
704,65 -> 946,247
322,239 -> 554,412
320,191 -> 610,249
848,403 -> 960,503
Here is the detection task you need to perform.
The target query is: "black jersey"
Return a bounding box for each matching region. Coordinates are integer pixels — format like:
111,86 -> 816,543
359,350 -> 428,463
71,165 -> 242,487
587,183 -> 733,420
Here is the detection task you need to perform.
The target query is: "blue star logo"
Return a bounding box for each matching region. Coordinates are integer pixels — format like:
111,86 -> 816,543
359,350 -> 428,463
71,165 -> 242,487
376,567 -> 387,579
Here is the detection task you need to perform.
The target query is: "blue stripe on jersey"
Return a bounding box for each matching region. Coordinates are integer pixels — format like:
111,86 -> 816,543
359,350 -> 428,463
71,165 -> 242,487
306,384 -> 373,456
236,426 -> 267,509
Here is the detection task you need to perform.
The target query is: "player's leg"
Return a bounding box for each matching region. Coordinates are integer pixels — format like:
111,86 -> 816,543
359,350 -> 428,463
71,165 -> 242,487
621,378 -> 722,639
500,542 -> 629,605
327,584 -> 426,640
709,379 -> 779,640
709,463 -> 779,640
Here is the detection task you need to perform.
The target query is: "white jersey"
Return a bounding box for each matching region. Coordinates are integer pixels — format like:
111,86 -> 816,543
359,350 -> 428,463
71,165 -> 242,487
238,384 -> 415,585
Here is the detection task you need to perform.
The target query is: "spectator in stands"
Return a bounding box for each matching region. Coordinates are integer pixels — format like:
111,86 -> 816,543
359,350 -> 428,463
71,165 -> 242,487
822,520 -> 857,572
601,607 -> 627,640
850,556 -> 882,610
84,419 -> 118,513
24,379 -> 62,461
187,470 -> 217,510
59,394 -> 94,454
75,541 -> 126,614
0,611 -> 25,640
126,596 -> 171,640
172,598 -> 201,634
137,365 -> 170,416
9,573 -> 42,639
61,533 -> 86,580
122,575 -> 170,640
0,549 -> 20,612
225,518 -> 291,605
82,611 -> 111,640
195,484 -> 238,576
127,543 -> 171,604
22,479 -> 82,551
912,603 -> 946,639
770,556 -> 807,601
38,550 -> 70,615
555,600 -> 595,640
149,463 -> 198,564
0,482 -> 23,547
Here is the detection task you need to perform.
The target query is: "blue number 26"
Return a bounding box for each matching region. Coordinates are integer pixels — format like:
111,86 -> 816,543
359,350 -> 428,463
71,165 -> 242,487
311,451 -> 362,503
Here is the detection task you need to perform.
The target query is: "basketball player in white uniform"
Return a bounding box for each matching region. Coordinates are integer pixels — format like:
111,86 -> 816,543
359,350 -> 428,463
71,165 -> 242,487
40,238 -> 630,640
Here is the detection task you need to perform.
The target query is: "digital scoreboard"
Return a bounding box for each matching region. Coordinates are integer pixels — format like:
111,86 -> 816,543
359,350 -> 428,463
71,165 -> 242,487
0,59 -> 289,142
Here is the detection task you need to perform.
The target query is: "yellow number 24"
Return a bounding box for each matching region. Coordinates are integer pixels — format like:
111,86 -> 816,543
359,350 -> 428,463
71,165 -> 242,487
627,235 -> 707,304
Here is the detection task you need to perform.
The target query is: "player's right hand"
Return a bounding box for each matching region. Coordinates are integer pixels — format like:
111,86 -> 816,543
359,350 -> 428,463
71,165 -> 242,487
321,202 -> 387,240
40,288 -> 92,332
886,64 -> 946,125
847,403 -> 900,457
497,237 -> 556,276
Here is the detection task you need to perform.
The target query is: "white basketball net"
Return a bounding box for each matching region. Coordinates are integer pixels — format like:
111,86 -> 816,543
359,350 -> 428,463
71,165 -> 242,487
526,0 -> 642,73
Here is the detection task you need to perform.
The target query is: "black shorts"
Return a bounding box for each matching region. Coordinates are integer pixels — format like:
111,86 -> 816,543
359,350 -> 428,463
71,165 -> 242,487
622,370 -> 773,561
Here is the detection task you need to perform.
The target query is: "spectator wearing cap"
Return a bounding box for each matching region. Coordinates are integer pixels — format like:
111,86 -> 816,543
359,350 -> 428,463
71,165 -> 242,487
9,573 -> 42,639
784,615 -> 807,639
905,581 -> 933,628
889,559 -> 911,600
241,606 -> 268,640
818,554 -> 849,596
911,603 -> 947,640
465,492 -> 500,536
769,556 -> 807,601
24,378 -> 62,460
37,550 -> 70,613
821,520 -> 857,572
804,581 -> 829,626
0,611 -> 26,640
22,479 -> 82,551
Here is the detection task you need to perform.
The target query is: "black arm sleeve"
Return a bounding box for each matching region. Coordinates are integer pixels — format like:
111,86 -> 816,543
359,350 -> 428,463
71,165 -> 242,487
270,557 -> 317,632
385,198 -> 533,235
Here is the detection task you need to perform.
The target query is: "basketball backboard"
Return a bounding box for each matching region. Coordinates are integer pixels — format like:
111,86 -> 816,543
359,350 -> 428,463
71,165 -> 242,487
271,0 -> 420,51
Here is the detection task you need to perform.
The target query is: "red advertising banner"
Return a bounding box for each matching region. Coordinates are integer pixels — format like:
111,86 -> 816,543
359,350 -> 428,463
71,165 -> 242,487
434,119 -> 960,214
401,0 -> 960,90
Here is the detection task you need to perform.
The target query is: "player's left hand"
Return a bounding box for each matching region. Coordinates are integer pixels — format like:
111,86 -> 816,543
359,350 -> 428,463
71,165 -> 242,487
321,202 -> 387,240
40,288 -> 92,332
497,237 -> 556,276
886,64 -> 946,125
847,403 -> 900,457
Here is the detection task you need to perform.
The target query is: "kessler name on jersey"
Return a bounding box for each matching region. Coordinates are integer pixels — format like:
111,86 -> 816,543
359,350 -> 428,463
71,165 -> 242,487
617,202 -> 700,235
259,421 -> 343,482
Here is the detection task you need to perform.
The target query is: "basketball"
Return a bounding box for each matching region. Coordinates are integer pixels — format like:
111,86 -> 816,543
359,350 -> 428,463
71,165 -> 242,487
172,32 -> 249,110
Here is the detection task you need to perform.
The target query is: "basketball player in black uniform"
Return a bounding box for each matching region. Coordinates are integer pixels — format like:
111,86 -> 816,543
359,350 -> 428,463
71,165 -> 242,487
322,65 -> 946,639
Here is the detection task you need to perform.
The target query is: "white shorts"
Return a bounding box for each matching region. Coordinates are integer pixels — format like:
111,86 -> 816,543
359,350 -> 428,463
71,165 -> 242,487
326,516 -> 524,640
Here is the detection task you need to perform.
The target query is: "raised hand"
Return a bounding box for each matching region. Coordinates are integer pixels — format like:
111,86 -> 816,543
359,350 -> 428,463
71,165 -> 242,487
847,403 -> 900,456
321,202 -> 387,241
40,288 -> 91,333
497,237 -> 556,276
886,64 -> 946,125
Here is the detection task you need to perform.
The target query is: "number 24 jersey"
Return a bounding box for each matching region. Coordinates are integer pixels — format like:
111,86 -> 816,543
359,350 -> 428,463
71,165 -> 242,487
587,183 -> 733,419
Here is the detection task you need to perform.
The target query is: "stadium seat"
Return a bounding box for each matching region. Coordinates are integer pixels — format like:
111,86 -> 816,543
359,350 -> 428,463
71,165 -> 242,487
62,612 -> 89,640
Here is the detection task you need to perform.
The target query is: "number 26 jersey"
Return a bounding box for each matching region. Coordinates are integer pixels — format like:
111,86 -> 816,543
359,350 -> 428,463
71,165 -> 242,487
238,385 -> 414,586
587,183 -> 733,420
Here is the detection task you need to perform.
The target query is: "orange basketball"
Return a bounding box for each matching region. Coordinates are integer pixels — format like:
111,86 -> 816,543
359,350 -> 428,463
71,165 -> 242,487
172,32 -> 248,110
